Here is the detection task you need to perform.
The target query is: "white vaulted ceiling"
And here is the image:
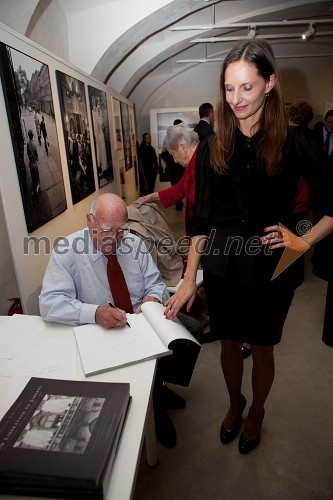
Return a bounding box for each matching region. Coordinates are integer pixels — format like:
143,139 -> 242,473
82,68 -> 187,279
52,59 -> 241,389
1,0 -> 333,129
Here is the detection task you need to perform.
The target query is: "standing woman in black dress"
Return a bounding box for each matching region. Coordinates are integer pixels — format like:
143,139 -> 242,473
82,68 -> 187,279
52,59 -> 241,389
164,39 -> 333,454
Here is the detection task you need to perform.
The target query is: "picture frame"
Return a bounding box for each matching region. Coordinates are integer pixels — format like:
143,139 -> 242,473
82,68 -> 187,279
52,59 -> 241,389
111,97 -> 123,150
0,42 -> 67,233
118,158 -> 126,199
88,86 -> 114,188
150,107 -> 198,150
56,70 -> 96,205
132,154 -> 139,190
129,106 -> 136,146
120,101 -> 133,171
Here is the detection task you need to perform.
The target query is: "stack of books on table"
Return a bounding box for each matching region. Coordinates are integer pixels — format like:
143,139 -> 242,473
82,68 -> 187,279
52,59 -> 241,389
0,377 -> 131,499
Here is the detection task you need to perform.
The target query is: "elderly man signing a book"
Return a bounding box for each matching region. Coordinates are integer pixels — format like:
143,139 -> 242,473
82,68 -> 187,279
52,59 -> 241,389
39,193 -> 202,448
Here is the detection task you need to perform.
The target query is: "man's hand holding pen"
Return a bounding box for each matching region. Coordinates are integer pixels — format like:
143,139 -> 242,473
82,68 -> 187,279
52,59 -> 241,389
95,304 -> 130,329
108,302 -> 131,327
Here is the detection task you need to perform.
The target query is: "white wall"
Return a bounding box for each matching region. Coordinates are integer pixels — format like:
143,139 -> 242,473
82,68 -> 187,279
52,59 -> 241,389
29,1 -> 69,62
65,0 -> 174,75
0,0 -> 38,35
132,61 -> 221,139
0,194 -> 19,315
279,57 -> 333,123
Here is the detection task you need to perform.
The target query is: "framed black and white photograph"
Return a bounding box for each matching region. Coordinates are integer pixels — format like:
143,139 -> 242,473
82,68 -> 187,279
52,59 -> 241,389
0,43 -> 67,233
120,101 -> 133,171
111,97 -> 123,150
88,86 -> 114,188
129,106 -> 136,146
56,71 -> 96,205
133,155 -> 139,190
118,158 -> 126,199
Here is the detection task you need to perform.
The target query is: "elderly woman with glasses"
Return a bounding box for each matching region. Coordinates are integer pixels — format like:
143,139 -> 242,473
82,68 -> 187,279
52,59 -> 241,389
137,124 -> 201,236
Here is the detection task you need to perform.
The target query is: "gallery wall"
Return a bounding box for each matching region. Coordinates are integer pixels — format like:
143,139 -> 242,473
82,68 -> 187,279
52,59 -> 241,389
0,195 -> 20,315
0,22 -> 139,315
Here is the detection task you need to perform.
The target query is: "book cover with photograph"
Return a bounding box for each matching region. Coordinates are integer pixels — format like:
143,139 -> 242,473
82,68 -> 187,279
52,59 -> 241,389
0,377 -> 131,498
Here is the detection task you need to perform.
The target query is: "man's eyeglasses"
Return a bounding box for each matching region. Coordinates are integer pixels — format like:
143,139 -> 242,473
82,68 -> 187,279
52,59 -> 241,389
89,214 -> 130,237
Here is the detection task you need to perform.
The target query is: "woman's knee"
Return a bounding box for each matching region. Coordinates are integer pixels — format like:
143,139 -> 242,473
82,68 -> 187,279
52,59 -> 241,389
221,340 -> 243,355
251,345 -> 274,362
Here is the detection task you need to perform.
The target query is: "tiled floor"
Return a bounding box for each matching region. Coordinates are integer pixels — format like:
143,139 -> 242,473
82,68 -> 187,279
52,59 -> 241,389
134,203 -> 333,500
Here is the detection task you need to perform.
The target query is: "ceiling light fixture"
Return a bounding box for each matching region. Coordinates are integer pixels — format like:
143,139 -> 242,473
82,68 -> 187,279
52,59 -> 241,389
247,26 -> 256,39
189,29 -> 333,44
302,23 -> 315,40
171,18 -> 333,31
176,53 -> 333,64
190,31 -> 333,43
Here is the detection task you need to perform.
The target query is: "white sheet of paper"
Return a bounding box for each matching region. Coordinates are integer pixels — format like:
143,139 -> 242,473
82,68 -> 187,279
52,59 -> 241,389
74,302 -> 199,376
74,312 -> 171,376
0,314 -> 43,360
140,302 -> 201,347
7,334 -> 77,402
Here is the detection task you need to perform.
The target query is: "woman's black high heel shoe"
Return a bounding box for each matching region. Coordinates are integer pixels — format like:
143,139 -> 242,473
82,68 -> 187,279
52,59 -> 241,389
238,409 -> 265,454
220,394 -> 247,444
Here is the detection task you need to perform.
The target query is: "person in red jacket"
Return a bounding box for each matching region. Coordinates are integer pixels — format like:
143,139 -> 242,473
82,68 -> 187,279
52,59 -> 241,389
137,123 -> 200,235
137,124 -> 217,344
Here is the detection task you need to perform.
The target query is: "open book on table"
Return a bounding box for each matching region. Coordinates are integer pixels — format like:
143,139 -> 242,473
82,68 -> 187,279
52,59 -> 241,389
74,302 -> 201,377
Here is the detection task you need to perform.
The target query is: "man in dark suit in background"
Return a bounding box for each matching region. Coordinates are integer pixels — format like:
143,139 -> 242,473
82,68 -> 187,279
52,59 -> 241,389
139,133 -> 158,194
193,102 -> 215,141
313,109 -> 333,158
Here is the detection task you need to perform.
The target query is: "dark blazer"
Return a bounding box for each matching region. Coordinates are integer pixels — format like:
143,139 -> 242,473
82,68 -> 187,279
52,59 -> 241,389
312,121 -> 325,148
191,127 -> 333,291
313,121 -> 333,159
193,120 -> 214,142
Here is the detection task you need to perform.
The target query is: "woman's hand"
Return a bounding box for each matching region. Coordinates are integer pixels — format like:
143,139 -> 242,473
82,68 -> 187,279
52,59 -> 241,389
263,223 -> 314,255
261,224 -> 285,249
163,279 -> 197,319
137,194 -> 151,207
137,192 -> 159,207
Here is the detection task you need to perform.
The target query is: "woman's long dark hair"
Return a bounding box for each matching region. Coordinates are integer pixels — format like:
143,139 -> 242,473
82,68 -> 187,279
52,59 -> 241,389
211,39 -> 287,176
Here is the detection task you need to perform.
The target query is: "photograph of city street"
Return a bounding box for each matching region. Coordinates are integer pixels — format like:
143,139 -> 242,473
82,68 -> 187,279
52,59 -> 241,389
0,43 -> 67,233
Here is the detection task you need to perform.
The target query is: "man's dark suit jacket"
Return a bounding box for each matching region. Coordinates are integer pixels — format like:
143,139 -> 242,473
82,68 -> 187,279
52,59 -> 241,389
312,121 -> 325,149
313,121 -> 333,159
193,120 -> 214,142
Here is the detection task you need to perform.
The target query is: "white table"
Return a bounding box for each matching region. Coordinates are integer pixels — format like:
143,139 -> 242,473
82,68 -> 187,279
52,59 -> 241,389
0,316 -> 158,500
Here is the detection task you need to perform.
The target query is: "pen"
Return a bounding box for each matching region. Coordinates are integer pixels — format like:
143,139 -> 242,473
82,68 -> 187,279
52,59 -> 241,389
108,301 -> 131,328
